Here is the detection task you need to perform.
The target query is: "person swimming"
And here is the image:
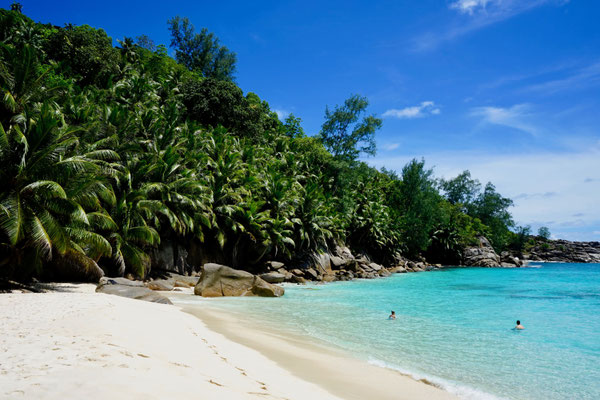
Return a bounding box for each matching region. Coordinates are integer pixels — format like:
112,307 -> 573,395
389,311 -> 396,320
514,320 -> 524,330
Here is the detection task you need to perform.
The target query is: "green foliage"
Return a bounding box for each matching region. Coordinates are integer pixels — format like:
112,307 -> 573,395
283,114 -> 304,138
0,8 -> 519,282
510,225 -> 531,251
319,94 -> 382,161
181,78 -> 279,139
395,159 -> 442,257
45,24 -> 120,86
440,170 -> 481,208
168,16 -> 236,81
135,34 -> 156,51
538,226 -> 551,240
469,183 -> 514,251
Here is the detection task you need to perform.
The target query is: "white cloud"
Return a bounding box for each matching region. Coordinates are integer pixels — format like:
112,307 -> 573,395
450,0 -> 492,15
382,143 -> 400,151
470,104 -> 539,135
522,61 -> 600,94
367,147 -> 600,240
413,0 -> 568,51
449,0 -> 567,16
273,109 -> 290,120
383,101 -> 441,119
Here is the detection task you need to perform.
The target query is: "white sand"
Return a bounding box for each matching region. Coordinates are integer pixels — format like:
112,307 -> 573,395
0,287 -> 341,400
181,302 -> 458,400
1,287 -> 457,400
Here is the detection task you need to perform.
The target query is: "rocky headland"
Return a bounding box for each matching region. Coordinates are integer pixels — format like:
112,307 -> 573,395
89,235 -> 600,303
511,238 -> 600,264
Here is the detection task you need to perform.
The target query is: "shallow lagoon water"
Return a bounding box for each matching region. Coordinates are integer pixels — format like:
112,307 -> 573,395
182,263 -> 600,400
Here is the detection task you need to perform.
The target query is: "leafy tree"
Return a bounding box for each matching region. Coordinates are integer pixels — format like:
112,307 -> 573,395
10,2 -> 22,13
0,7 -> 522,284
181,78 -> 279,139
135,34 -> 156,51
45,24 -> 121,86
283,114 -> 304,138
396,159 -> 441,257
537,226 -> 551,240
0,102 -> 112,280
440,170 -> 481,207
319,94 -> 382,161
470,183 -> 514,250
168,16 -> 236,81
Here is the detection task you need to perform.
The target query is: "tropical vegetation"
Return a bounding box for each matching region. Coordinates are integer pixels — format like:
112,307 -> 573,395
0,5 -> 524,282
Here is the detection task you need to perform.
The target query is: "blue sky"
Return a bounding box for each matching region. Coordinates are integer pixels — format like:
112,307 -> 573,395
13,0 -> 600,241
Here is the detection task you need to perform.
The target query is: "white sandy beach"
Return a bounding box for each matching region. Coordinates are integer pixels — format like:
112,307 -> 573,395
0,286 -> 457,400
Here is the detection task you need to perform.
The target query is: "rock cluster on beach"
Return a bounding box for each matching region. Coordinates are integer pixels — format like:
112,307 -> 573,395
462,236 -> 523,268
96,277 -> 173,304
92,236 -> 600,302
194,263 -> 284,297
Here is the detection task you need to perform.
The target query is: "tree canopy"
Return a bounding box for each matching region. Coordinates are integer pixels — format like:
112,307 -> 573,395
319,95 -> 382,162
168,16 -> 236,81
0,7 -> 521,283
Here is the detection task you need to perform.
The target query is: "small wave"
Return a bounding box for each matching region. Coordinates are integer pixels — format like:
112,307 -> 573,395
367,358 -> 507,400
526,264 -> 543,268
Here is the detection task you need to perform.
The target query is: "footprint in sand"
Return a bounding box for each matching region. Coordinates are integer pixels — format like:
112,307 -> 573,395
170,362 -> 190,368
208,379 -> 223,387
137,353 -> 150,358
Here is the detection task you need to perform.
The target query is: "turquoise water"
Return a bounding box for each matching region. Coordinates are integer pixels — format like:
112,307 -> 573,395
179,263 -> 600,400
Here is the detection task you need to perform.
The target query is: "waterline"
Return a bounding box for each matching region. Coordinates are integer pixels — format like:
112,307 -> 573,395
174,263 -> 600,400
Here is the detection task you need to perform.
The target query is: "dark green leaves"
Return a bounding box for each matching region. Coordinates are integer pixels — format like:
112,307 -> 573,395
168,16 -> 236,81
319,94 -> 382,162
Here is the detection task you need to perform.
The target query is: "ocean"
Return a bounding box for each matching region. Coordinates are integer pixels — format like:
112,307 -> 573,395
178,263 -> 600,400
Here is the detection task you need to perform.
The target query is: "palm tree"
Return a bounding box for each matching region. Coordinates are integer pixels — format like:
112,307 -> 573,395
0,102 -> 111,279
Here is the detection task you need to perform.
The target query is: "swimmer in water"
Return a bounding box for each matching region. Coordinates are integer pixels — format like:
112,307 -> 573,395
515,320 -> 524,330
389,311 -> 396,320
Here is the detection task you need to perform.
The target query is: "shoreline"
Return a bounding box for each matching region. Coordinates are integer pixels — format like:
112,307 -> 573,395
174,294 -> 458,400
0,288 -> 341,400
1,287 -> 456,400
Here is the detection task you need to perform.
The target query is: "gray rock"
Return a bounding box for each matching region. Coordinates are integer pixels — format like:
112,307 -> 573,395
311,253 -> 332,274
289,275 -> 307,284
290,269 -> 305,277
170,274 -> 199,288
335,245 -> 355,260
330,255 -> 346,269
462,236 -> 501,267
146,279 -> 175,291
194,263 -> 284,297
99,277 -> 144,287
305,268 -> 319,280
96,278 -> 172,304
369,262 -> 383,272
266,261 -> 285,270
259,272 -> 286,284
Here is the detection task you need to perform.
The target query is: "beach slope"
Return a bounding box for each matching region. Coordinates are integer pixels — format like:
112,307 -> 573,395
1,288 -> 456,400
